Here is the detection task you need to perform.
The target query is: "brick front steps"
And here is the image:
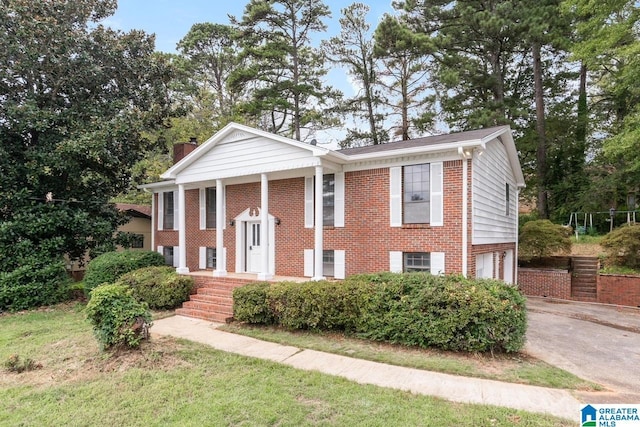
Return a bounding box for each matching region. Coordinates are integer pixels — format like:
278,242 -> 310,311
176,275 -> 255,323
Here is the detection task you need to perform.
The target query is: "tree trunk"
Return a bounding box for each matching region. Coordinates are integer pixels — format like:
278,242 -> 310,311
532,41 -> 548,219
574,61 -> 587,172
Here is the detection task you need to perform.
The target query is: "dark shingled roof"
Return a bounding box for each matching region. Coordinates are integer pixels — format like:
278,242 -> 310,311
336,126 -> 508,156
116,203 -> 152,219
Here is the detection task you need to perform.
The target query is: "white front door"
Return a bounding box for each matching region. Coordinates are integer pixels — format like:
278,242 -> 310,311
246,221 -> 262,273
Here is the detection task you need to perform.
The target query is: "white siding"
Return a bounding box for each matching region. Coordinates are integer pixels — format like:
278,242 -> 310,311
176,136 -> 319,183
472,138 -> 518,244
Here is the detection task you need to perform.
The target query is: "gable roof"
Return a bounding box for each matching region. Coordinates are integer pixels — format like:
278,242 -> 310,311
143,122 -> 524,189
116,203 -> 152,219
338,126 -> 508,156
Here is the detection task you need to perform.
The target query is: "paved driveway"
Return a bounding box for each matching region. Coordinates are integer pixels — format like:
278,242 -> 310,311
525,297 -> 640,403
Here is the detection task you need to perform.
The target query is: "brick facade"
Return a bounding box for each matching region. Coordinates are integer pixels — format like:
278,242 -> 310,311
153,160 -> 515,281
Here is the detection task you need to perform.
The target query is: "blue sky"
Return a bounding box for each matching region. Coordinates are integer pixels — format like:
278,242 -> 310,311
105,1 -> 395,54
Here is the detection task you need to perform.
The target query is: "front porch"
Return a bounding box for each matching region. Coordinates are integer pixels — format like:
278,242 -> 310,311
176,271 -> 307,322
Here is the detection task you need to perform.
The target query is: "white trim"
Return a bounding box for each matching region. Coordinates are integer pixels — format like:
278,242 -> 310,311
304,176 -> 314,228
389,251 -> 403,273
173,246 -> 180,268
151,194 -> 155,248
334,172 -> 345,227
176,185 -> 188,274
304,249 -> 314,277
430,252 -> 445,275
504,249 -> 514,284
199,247 -> 207,270
430,162 -> 443,226
258,173 -> 272,280
334,250 -> 346,279
495,252 -> 500,280
199,188 -> 206,230
389,167 -> 402,227
234,208 -> 275,276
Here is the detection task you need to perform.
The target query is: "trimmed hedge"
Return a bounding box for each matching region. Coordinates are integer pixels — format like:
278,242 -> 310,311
115,266 -> 194,309
232,273 -> 527,353
85,283 -> 152,350
84,250 -> 165,295
0,260 -> 70,312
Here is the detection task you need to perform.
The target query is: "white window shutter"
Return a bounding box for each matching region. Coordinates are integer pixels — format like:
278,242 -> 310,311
430,162 -> 443,226
157,192 -> 164,231
334,172 -> 345,227
199,247 -> 207,270
334,250 -> 346,279
157,245 -> 163,256
304,177 -> 314,228
172,191 -> 179,231
389,251 -> 403,273
389,167 -> 402,227
199,188 -> 206,230
304,249 -> 314,277
430,252 -> 445,276
173,246 -> 179,267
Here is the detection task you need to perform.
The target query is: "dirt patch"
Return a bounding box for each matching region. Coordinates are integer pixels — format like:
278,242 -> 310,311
571,242 -> 603,257
0,336 -> 191,389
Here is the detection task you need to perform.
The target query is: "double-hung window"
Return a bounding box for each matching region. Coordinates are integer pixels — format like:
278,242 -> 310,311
206,187 -> 216,228
163,246 -> 174,266
403,164 -> 430,224
163,192 -> 174,229
323,174 -> 335,226
404,252 -> 431,272
206,247 -> 216,269
323,250 -> 334,277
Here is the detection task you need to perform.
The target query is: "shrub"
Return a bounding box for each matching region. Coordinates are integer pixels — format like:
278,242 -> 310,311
518,219 -> 572,260
266,280 -> 366,331
0,260 -> 70,312
233,273 -> 527,353
83,250 -> 165,295
115,266 -> 194,309
85,284 -> 152,350
601,224 -> 640,269
233,282 -> 274,324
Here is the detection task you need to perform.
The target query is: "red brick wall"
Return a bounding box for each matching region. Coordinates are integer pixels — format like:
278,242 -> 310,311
153,160 -> 518,278
517,268 -> 572,299
598,275 -> 640,307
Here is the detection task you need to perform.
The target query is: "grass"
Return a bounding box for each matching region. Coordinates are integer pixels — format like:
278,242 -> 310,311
0,304 -> 574,426
219,323 -> 601,391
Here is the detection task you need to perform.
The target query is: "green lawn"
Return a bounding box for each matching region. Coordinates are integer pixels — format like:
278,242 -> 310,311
0,304 -> 573,426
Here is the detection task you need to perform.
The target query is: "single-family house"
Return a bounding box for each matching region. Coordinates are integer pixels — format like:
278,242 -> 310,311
141,122 -> 525,288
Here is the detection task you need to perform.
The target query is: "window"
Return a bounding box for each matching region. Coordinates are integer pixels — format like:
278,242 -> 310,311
505,183 -> 510,216
206,187 -> 216,228
163,192 -> 174,229
323,250 -> 334,277
403,164 -> 430,223
163,246 -> 174,266
404,252 -> 430,272
131,234 -> 144,249
323,174 -> 335,226
206,247 -> 216,269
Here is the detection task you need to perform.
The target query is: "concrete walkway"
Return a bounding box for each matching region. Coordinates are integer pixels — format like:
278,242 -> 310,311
152,315 -> 580,421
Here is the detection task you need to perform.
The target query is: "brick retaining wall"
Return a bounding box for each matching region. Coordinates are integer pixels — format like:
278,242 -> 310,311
598,274 -> 640,307
517,268 -> 571,300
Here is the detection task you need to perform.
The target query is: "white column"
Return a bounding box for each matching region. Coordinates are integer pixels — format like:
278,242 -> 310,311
258,173 -> 273,280
461,157 -> 468,277
176,184 -> 189,274
213,179 -> 227,277
150,192 -> 155,251
313,165 -> 324,280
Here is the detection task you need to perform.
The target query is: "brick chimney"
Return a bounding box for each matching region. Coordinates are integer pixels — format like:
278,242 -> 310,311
173,137 -> 198,164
